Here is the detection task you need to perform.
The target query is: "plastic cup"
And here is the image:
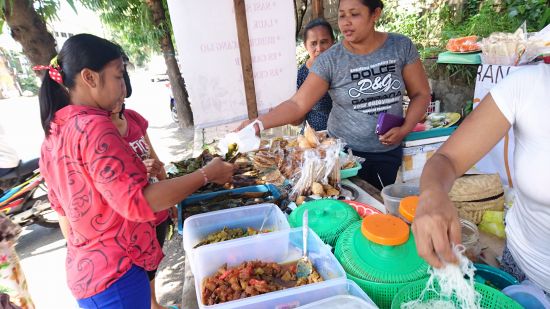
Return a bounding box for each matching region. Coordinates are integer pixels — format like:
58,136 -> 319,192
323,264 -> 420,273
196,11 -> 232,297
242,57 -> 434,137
381,184 -> 420,215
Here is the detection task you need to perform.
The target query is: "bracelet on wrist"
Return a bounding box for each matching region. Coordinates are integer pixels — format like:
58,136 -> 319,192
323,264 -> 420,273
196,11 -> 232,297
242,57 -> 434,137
198,168 -> 209,186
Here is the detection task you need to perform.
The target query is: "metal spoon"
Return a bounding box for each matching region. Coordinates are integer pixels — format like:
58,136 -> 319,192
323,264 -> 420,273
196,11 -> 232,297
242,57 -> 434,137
296,209 -> 313,279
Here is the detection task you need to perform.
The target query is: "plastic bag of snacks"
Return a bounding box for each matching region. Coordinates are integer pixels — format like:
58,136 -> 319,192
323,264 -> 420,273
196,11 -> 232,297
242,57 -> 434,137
480,23 -> 550,66
290,141 -> 344,201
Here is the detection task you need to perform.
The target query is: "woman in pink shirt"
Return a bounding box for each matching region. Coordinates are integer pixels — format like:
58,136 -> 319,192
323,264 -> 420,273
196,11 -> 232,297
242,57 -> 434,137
37,34 -> 233,308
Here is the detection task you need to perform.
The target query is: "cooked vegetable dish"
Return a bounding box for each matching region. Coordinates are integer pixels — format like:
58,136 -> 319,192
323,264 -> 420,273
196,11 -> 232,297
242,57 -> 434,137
202,260 -> 323,305
194,227 -> 269,249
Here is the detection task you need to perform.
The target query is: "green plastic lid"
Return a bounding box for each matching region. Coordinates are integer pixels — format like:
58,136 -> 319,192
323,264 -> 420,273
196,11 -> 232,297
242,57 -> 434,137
437,51 -> 481,64
335,221 -> 429,284
289,199 -> 361,246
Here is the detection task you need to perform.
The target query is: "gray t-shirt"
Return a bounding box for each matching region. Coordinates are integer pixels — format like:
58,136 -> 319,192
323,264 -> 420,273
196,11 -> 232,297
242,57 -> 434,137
311,33 -> 419,152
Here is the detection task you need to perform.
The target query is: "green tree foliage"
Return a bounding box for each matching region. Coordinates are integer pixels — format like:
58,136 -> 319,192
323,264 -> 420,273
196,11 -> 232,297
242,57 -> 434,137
441,1 -> 522,41
506,0 -> 550,32
79,0 -> 163,67
0,0 -> 76,29
1,0 -> 163,67
378,0 -> 548,59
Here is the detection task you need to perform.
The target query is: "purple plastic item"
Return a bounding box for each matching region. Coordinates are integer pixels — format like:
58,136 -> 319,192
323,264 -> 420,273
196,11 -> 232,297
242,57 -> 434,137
375,112 -> 405,135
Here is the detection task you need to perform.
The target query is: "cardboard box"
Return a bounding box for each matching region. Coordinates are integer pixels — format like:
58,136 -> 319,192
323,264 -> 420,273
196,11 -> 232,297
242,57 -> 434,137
400,142 -> 444,182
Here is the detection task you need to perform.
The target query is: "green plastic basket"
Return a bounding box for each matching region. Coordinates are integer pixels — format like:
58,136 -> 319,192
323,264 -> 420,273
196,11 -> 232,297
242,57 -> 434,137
335,221 -> 429,284
348,273 -> 422,309
289,199 -> 361,247
391,278 -> 523,309
340,151 -> 362,179
341,162 -> 362,179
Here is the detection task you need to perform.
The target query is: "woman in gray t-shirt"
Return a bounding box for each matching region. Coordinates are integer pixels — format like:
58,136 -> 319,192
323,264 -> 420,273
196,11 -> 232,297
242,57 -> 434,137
238,0 -> 431,189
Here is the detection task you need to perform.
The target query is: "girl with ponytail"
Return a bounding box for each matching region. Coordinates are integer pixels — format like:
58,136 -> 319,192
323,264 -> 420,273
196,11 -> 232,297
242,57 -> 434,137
37,34 -> 234,309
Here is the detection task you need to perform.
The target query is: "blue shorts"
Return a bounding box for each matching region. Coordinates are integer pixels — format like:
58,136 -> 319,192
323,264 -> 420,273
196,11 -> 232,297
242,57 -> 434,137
77,265 -> 151,309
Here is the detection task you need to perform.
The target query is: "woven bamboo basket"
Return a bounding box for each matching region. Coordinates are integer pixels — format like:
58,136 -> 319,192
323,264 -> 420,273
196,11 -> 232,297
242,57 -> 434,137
449,174 -> 505,224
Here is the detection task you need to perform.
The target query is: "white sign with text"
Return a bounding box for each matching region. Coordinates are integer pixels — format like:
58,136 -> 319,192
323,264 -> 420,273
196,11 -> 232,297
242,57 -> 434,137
167,0 -> 297,128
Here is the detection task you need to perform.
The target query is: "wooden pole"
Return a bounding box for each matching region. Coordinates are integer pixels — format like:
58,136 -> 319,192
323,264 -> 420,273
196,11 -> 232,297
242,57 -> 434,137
312,0 -> 324,19
234,0 -> 258,120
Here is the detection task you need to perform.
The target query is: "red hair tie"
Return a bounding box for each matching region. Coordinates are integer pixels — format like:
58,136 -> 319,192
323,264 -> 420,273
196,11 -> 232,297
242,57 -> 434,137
32,64 -> 63,86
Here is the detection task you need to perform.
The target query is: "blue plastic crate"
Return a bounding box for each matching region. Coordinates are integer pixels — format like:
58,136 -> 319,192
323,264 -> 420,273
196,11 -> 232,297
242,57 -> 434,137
177,184 -> 282,234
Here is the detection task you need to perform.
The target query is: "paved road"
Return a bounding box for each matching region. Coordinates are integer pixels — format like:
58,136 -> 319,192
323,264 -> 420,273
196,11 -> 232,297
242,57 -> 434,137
2,71 -> 190,308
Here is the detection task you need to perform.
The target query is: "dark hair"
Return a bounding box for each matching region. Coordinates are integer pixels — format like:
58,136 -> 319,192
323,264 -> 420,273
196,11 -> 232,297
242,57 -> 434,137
38,33 -> 124,136
338,0 -> 384,11
122,52 -> 132,98
303,18 -> 335,43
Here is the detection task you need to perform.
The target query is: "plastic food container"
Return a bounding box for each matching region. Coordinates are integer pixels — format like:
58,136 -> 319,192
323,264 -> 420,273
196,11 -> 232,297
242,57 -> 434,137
183,203 -> 289,273
298,294 -> 376,309
193,227 -> 347,308
502,280 -> 550,309
177,184 -> 282,234
398,196 -> 419,224
473,263 -> 519,290
381,184 -> 420,215
343,201 -> 382,218
291,280 -> 376,309
341,162 -> 362,179
340,152 -> 363,179
297,295 -> 374,309
461,218 -> 480,262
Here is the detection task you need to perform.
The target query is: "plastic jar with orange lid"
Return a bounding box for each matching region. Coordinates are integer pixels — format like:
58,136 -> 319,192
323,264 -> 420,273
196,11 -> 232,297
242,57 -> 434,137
398,196 -> 419,225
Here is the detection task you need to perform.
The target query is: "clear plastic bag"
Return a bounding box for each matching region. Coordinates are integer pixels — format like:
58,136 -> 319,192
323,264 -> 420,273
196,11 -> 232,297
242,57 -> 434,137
289,140 -> 344,200
480,23 -> 550,66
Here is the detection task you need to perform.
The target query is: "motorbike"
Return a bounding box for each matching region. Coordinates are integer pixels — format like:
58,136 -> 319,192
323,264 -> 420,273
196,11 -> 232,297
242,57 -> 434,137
0,159 -> 58,228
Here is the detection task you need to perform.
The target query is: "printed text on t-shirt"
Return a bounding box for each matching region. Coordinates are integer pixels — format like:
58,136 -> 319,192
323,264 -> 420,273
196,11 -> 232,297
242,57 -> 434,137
129,136 -> 150,160
348,60 -> 402,115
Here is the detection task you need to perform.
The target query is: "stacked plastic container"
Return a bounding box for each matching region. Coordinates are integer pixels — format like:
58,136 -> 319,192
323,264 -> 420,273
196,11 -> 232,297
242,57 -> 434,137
192,227 -> 348,308
296,280 -> 377,309
183,203 -> 379,308
183,203 -> 289,274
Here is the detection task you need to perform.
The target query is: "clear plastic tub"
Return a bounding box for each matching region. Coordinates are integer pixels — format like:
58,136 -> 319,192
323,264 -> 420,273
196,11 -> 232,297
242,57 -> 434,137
381,184 -> 420,215
177,184 -> 282,234
193,227 -> 347,308
298,295 -> 375,309
296,280 -> 377,308
183,203 -> 289,273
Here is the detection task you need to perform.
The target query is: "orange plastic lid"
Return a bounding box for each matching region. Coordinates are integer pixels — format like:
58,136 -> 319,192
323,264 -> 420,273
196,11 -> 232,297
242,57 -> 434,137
361,214 -> 409,246
399,196 -> 419,223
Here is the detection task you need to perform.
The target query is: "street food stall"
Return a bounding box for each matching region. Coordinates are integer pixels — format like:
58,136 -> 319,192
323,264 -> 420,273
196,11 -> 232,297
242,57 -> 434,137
168,124 -> 516,309
164,0 -> 550,307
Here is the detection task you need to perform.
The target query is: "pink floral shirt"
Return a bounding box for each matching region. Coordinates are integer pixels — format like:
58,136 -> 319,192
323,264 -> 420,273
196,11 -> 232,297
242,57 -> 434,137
39,105 -> 163,299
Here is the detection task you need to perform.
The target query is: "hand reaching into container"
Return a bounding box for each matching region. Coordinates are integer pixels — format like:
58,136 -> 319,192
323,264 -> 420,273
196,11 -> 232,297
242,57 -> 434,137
412,188 -> 462,268
202,157 -> 235,185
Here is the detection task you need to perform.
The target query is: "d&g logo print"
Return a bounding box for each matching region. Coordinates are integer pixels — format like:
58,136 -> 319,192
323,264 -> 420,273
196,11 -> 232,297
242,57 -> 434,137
348,60 -> 402,115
